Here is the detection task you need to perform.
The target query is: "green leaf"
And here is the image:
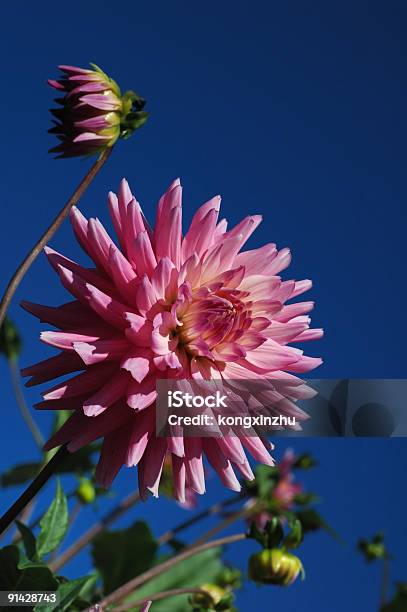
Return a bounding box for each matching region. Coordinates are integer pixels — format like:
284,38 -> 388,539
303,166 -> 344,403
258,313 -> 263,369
0,545 -> 58,592
57,575 -> 95,611
92,521 -> 157,595
0,546 -> 20,589
296,509 -> 340,541
15,521 -> 37,560
248,465 -> 278,499
127,548 -> 224,612
37,479 -> 68,557
1,462 -> 42,487
34,575 -> 96,612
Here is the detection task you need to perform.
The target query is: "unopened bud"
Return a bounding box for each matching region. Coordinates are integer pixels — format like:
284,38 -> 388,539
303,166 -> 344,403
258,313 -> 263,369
248,548 -> 304,586
48,64 -> 148,158
76,477 -> 96,504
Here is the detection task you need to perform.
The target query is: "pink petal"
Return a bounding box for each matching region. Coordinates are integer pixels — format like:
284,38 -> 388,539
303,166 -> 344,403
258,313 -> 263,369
182,203 -> 220,260
68,402 -> 131,452
238,339 -> 302,373
84,371 -> 129,416
125,407 -> 155,466
286,355 -> 323,373
56,264 -> 132,330
44,246 -> 115,296
185,438 -> 206,494
132,231 -> 157,277
42,362 -> 116,400
138,437 -> 167,498
127,376 -> 157,410
108,244 -> 137,299
171,455 -> 186,502
121,350 -> 151,383
155,182 -> 182,268
294,328 -> 324,342
22,352 -> 84,387
240,435 -> 275,466
273,301 -> 315,323
96,424 -> 132,488
204,439 -> 241,492
41,331 -> 100,351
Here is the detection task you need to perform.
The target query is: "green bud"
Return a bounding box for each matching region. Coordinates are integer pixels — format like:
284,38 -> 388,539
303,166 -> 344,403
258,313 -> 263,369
294,453 -> 317,469
76,477 -> 96,504
248,548 -> 305,586
191,583 -> 227,608
358,533 -> 387,562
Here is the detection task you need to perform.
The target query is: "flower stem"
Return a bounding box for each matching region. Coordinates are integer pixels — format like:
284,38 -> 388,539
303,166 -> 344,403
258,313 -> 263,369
189,498 -> 257,548
50,489 -> 140,573
113,588 -> 208,612
8,356 -> 44,448
0,445 -> 69,537
90,532 -> 247,610
0,148 -> 112,327
157,492 -> 244,545
380,555 -> 391,607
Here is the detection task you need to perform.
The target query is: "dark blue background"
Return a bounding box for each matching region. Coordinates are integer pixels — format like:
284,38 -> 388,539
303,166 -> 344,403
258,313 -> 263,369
1,2 -> 406,610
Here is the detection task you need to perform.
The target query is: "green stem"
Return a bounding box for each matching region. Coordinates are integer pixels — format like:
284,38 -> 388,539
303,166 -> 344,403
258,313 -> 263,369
189,498 -> 257,548
8,357 -> 44,448
0,148 -> 112,327
0,446 -> 69,537
380,555 -> 391,608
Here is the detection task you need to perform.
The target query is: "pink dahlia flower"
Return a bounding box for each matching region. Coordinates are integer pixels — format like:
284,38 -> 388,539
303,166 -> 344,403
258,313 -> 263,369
48,64 -> 147,158
22,179 -> 323,501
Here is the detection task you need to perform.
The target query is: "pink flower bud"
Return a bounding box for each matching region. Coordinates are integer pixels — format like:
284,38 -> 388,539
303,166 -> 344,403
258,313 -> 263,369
48,64 -> 148,158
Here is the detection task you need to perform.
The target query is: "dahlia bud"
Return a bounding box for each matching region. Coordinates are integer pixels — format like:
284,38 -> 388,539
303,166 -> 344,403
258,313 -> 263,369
76,477 -> 96,504
190,583 -> 227,608
48,64 -> 148,158
358,533 -> 387,562
248,548 -> 304,586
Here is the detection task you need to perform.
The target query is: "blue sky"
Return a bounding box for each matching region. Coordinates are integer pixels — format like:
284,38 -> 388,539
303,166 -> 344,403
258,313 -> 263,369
0,1 -> 406,610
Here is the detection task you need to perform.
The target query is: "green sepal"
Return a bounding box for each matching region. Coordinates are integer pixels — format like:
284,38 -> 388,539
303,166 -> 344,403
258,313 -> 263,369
284,518 -> 303,549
